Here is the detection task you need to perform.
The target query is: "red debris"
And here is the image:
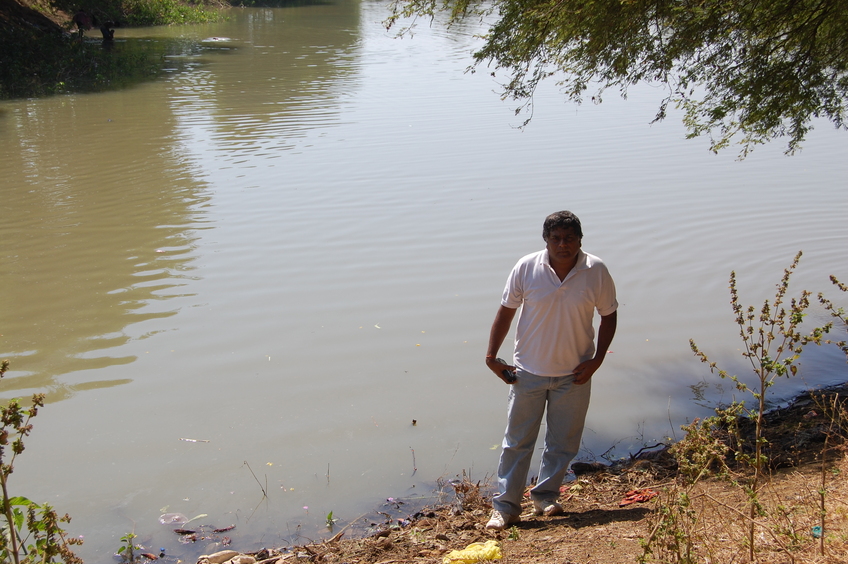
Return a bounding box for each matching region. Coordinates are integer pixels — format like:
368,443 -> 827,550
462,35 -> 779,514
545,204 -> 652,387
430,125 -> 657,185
619,489 -> 658,506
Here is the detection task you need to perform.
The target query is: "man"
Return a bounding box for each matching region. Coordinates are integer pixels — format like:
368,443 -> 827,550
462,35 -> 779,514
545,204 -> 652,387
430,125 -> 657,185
484,210 -> 618,530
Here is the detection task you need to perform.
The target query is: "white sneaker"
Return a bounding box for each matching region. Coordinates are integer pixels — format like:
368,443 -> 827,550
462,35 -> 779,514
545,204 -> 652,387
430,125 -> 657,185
485,510 -> 519,530
533,499 -> 564,516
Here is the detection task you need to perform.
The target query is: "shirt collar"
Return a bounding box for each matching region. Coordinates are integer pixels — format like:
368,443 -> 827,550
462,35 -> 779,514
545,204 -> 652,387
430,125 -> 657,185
541,249 -> 588,269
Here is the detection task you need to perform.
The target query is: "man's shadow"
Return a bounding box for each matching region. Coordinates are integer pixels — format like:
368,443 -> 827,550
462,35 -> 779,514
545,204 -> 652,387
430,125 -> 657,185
516,505 -> 652,530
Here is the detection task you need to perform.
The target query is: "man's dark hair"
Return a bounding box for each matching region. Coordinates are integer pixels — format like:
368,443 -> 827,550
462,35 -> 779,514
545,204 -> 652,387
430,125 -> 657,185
543,210 -> 583,239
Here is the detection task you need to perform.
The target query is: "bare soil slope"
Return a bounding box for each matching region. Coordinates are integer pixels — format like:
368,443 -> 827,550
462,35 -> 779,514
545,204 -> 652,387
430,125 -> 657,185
0,0 -> 65,33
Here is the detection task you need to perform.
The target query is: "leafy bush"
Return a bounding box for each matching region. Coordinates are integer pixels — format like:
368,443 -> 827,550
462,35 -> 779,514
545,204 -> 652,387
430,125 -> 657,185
46,0 -> 222,28
120,0 -> 221,27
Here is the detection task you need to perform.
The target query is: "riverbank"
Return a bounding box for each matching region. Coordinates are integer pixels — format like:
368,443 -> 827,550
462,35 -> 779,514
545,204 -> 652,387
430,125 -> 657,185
184,384 -> 848,564
0,0 -> 220,98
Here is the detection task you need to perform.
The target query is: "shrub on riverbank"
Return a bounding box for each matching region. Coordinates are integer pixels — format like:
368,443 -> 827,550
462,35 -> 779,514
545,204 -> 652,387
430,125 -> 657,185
120,0 -> 221,26
48,0 -> 222,28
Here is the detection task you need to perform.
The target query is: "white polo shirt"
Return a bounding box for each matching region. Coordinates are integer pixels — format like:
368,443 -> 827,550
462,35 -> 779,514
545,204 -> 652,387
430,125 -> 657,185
502,249 -> 618,377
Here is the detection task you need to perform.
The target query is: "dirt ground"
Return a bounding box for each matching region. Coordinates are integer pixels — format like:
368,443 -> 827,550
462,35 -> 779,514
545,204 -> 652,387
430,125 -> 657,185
259,458 -> 848,564
0,0 -> 65,33
205,385 -> 848,564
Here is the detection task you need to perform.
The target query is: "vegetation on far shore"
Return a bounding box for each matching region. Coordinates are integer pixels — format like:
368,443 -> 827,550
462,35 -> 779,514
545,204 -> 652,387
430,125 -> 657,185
0,0 -> 327,99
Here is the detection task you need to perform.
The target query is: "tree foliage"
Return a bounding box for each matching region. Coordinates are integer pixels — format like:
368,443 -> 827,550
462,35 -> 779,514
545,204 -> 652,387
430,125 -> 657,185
386,0 -> 848,156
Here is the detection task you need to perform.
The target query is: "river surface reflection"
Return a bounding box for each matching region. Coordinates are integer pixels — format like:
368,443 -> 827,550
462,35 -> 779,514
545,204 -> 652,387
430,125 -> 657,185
1,0 -> 847,560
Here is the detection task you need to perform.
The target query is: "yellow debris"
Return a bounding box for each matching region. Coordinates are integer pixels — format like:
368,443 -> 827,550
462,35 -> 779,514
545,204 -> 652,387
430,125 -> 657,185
442,540 -> 502,564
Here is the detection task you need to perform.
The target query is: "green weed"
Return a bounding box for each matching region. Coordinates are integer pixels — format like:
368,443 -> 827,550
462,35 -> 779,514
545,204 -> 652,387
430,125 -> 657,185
689,251 -> 828,560
641,253 -> 847,563
0,360 -> 83,564
116,532 -> 137,563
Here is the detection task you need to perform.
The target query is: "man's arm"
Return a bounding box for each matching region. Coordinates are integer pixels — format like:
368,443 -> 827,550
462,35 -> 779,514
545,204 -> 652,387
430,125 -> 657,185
572,310 -> 617,385
485,305 -> 518,384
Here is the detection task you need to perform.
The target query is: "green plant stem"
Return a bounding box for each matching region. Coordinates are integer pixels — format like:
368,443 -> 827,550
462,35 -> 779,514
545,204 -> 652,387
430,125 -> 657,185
0,473 -> 21,564
820,433 -> 827,557
1,398 -> 39,564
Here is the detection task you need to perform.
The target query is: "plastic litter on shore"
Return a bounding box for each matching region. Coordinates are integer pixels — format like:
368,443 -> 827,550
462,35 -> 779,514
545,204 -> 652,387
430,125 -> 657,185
442,539 -> 502,563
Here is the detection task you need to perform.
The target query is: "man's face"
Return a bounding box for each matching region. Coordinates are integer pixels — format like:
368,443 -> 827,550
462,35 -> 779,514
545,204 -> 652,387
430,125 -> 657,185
544,226 -> 582,265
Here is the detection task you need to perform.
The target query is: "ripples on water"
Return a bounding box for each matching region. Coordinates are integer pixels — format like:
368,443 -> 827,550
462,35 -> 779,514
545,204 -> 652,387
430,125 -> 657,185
1,1 -> 847,560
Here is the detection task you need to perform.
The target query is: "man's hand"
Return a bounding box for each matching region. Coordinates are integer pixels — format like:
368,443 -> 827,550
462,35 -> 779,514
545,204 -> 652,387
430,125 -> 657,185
573,311 -> 617,385
486,357 -> 517,385
572,356 -> 603,385
486,306 -> 518,385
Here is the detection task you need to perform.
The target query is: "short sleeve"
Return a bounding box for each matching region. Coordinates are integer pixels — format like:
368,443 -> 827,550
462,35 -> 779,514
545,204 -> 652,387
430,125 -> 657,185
501,261 -> 525,309
595,264 -> 618,317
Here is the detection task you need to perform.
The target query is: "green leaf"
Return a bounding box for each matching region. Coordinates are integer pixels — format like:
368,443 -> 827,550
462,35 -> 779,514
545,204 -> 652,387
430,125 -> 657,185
12,507 -> 25,530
